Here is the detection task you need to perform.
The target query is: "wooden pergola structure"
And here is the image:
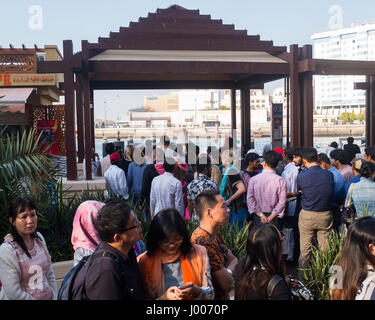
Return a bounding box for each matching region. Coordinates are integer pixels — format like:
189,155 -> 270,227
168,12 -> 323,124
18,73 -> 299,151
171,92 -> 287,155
37,5 -> 375,180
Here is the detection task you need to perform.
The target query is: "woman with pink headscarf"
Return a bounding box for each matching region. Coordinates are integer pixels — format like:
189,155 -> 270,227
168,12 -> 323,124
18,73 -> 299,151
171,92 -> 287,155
71,200 -> 104,266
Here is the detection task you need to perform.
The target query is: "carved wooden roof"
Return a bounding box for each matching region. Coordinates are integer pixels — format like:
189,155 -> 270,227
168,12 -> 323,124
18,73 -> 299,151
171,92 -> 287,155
88,5 -> 287,56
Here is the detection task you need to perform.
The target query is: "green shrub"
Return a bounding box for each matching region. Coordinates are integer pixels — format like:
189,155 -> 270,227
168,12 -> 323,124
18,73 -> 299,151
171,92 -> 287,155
301,230 -> 346,300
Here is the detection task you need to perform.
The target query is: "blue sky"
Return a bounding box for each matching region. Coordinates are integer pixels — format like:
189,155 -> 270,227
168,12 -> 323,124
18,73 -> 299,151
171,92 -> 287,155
3,0 -> 375,120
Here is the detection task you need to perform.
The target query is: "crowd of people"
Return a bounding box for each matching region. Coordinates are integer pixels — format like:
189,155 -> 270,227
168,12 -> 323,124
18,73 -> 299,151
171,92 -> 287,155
0,136 -> 375,300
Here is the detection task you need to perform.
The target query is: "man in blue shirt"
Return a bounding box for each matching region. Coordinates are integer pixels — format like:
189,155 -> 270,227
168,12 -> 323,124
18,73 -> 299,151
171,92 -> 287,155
344,158 -> 364,194
318,153 -> 346,233
297,147 -> 334,277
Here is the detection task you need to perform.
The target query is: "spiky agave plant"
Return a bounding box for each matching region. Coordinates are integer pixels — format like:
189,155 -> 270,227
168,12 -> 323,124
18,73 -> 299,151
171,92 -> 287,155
0,127 -> 58,235
300,230 -> 346,300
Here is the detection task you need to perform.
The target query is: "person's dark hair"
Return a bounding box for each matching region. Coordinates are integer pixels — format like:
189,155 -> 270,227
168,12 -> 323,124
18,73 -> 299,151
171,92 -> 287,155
8,197 -> 40,258
283,148 -> 294,162
196,154 -> 211,174
330,141 -> 338,148
331,217 -> 375,300
245,152 -> 260,165
238,223 -> 285,300
365,146 -> 375,161
160,135 -> 170,147
347,137 -> 354,144
292,147 -> 304,157
225,137 -> 234,149
262,150 -> 281,169
164,157 -> 176,173
330,149 -> 349,165
194,190 -> 220,220
146,208 -> 192,257
105,142 -> 115,156
97,199 -> 132,243
318,153 -> 331,166
301,147 -> 318,163
359,161 -> 375,179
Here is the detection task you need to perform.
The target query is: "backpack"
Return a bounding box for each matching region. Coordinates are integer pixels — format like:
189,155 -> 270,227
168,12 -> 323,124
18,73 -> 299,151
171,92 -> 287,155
57,250 -> 116,300
266,275 -> 313,300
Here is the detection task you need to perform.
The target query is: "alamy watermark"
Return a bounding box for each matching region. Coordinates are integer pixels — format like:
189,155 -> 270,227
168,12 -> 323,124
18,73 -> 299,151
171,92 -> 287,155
329,265 -> 343,290
130,131 -> 242,172
328,4 -> 343,30
28,5 -> 43,30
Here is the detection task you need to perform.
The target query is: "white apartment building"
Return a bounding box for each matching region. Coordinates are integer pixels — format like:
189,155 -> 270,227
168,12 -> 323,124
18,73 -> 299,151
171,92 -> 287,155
178,90 -> 221,111
311,23 -> 375,116
222,89 -> 271,109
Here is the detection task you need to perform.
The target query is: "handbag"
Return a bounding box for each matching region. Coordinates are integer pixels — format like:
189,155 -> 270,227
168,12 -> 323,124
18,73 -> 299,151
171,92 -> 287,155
340,183 -> 356,226
267,275 -> 314,300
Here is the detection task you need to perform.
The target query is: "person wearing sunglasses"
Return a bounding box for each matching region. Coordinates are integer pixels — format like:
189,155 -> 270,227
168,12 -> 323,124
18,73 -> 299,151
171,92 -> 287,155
83,199 -> 146,300
137,208 -> 214,300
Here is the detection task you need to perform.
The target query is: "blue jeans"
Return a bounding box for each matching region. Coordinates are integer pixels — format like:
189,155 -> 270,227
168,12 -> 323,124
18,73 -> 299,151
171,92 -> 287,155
229,208 -> 250,229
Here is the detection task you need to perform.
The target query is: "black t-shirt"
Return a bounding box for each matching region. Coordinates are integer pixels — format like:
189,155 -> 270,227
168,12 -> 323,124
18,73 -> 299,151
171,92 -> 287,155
344,143 -> 361,161
223,166 -> 247,210
140,163 -> 159,205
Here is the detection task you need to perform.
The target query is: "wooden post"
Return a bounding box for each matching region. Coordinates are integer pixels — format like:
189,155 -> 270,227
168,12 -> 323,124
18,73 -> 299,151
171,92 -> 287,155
75,79 -> 84,163
240,88 -> 250,150
82,40 -> 92,180
369,76 -> 375,146
231,89 -> 236,138
289,44 -> 301,148
90,89 -> 95,151
301,45 -> 313,147
63,40 -> 77,180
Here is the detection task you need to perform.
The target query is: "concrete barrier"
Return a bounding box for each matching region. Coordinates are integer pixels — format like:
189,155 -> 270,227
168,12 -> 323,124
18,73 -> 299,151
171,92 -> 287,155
52,260 -> 74,291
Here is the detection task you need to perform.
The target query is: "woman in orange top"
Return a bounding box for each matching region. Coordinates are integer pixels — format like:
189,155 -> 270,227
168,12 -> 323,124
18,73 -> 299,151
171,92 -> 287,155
137,208 -> 214,300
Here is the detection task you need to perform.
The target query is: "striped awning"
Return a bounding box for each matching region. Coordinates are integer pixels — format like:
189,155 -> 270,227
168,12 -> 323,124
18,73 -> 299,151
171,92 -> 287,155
0,88 -> 34,113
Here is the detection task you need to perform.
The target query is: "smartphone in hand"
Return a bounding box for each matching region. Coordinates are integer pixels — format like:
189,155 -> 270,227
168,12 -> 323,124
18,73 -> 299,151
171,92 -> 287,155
178,283 -> 193,290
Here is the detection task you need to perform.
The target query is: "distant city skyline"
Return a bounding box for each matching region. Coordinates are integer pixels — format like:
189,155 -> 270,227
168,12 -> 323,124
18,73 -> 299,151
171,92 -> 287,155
3,0 -> 375,120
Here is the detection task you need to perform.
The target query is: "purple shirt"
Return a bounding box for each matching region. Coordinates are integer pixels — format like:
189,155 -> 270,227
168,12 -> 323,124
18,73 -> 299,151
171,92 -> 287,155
338,165 -> 354,182
246,169 -> 287,218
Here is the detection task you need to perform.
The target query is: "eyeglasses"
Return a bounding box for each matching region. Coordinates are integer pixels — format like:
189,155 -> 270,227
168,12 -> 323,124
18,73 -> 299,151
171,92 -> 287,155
160,238 -> 184,246
120,217 -> 140,233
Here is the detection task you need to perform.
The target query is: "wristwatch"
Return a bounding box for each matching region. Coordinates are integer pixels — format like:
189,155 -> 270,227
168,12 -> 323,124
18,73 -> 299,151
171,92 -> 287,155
259,213 -> 264,217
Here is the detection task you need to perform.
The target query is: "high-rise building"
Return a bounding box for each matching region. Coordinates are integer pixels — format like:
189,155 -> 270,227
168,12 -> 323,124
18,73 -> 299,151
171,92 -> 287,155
311,23 -> 375,116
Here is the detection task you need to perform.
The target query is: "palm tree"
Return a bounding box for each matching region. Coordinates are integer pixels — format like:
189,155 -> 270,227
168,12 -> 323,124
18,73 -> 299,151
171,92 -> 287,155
0,127 -> 58,234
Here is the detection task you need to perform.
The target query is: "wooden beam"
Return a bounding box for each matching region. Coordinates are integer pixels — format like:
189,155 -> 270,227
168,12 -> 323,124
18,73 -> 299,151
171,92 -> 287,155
298,58 -> 316,73
314,59 -> 375,76
63,40 -> 77,180
91,80 -> 237,90
89,61 -> 289,75
37,61 -> 64,73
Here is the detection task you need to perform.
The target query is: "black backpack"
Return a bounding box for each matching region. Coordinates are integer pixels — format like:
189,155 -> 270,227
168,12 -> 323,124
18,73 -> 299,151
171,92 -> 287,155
57,251 -> 116,300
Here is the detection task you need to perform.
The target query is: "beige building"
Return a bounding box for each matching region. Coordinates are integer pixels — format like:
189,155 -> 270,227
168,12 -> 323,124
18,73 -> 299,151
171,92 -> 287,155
144,92 -> 179,112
